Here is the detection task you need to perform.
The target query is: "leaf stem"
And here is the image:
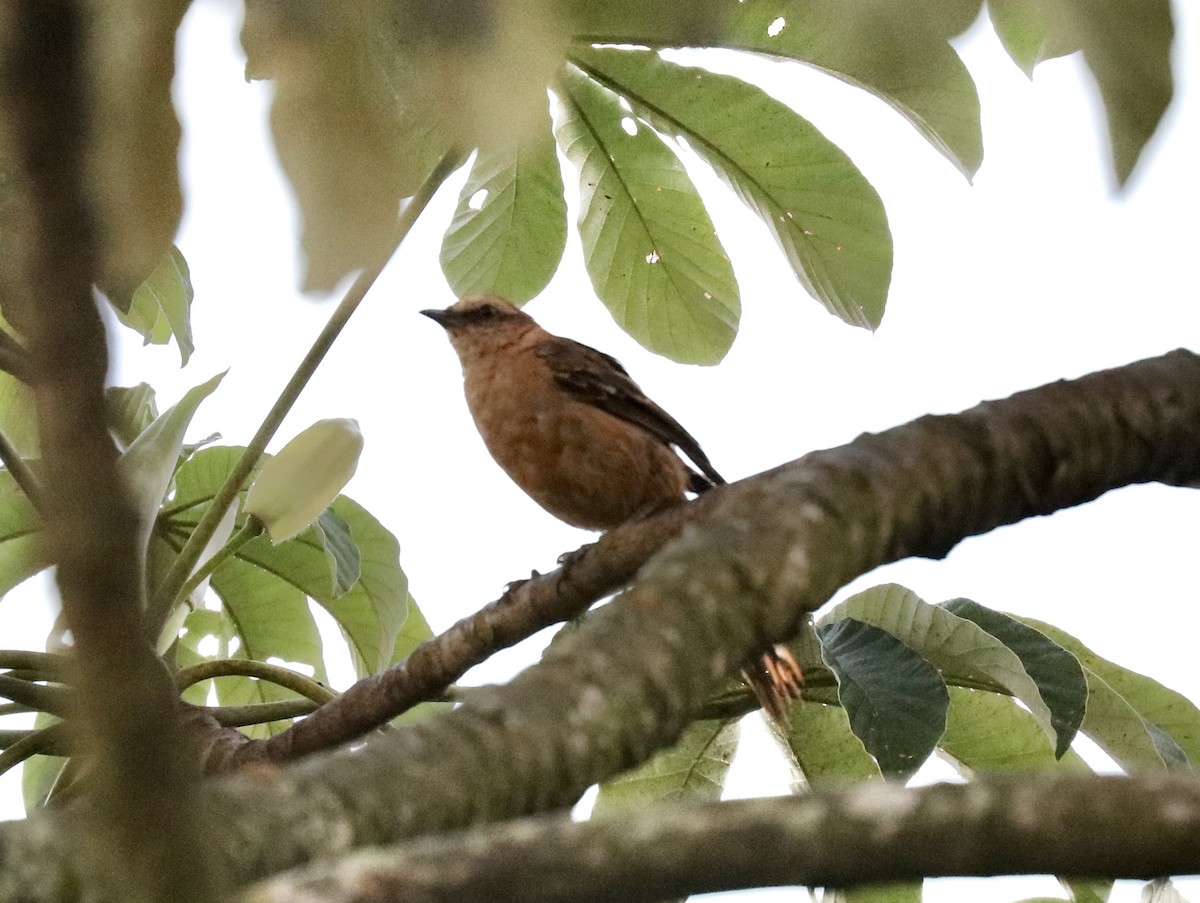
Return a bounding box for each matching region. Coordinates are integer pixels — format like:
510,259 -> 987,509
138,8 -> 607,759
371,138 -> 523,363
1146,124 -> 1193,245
176,658 -> 338,705
144,148 -> 466,639
168,518 -> 263,615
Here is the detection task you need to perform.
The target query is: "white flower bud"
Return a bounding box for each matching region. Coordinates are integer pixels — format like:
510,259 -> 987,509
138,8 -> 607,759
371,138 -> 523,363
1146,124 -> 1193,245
244,418 -> 364,543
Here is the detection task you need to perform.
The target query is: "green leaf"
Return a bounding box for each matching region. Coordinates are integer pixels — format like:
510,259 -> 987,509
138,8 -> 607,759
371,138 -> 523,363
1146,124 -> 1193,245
593,717 -> 739,812
0,370 -> 37,457
939,688 -> 1111,903
823,586 -> 1084,758
571,45 -> 892,330
0,470 -> 44,600
164,447 -> 409,677
391,591 -> 434,667
817,618 -> 948,777
119,371 -> 225,549
555,64 -> 739,364
1021,617 -> 1200,771
314,507 -> 361,597
109,246 -> 195,365
440,123 -> 568,304
711,0 -> 983,179
986,0 -> 1173,184
940,597 -> 1087,758
987,0 -> 1078,75
105,383 -> 160,449
941,687 -> 1091,774
771,700 -> 881,784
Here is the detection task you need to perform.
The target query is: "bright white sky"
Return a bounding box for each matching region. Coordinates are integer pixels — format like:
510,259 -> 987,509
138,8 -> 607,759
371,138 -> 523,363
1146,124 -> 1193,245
2,2 -> 1198,900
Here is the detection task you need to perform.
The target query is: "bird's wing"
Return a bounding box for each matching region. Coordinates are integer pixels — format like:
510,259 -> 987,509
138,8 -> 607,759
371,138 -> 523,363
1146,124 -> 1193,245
537,337 -> 726,487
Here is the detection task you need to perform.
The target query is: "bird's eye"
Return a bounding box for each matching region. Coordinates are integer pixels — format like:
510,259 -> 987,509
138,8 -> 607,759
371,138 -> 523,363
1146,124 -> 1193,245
478,305 -> 497,319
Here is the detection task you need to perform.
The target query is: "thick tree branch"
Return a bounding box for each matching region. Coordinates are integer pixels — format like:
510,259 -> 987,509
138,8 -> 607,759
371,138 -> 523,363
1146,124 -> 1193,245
247,773 -> 1200,902
2,351 -> 1199,900
0,4 -> 214,901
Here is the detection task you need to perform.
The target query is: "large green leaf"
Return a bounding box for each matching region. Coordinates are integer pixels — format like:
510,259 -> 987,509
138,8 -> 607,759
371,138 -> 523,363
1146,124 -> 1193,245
823,586 -> 1084,757
555,64 -> 739,364
1022,618 -> 1200,772
440,122 -> 568,304
939,596 -> 1087,757
711,0 -> 982,179
0,472 -> 45,600
105,383 -> 160,450
164,447 -> 409,677
987,0 -> 1078,75
109,245 -> 195,366
818,618 -> 948,777
593,717 -> 739,812
572,45 -> 892,330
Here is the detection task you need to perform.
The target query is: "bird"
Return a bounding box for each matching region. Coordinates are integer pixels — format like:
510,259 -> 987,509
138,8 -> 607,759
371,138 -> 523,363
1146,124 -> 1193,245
422,293 -> 802,719
420,294 -> 724,530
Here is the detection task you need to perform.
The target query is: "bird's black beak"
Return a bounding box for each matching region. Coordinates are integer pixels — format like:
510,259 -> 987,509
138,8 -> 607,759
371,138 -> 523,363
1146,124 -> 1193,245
420,308 -> 451,328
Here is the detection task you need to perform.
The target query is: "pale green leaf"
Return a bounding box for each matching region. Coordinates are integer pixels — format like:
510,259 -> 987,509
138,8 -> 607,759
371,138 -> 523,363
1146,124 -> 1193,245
105,383 -> 160,449
110,246 -> 195,365
572,46 -> 891,329
119,370 -> 225,550
594,717 -> 739,812
771,699 -> 881,784
555,64 -> 739,364
314,507 -> 361,597
441,121 -> 568,304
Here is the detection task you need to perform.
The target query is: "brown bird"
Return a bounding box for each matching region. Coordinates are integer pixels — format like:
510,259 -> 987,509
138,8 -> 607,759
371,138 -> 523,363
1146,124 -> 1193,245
423,294 -> 802,718
421,294 -> 724,529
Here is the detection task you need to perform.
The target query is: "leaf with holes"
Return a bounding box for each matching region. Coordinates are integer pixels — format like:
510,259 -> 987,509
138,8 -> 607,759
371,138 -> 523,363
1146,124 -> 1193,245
555,64 -> 739,364
571,45 -> 890,330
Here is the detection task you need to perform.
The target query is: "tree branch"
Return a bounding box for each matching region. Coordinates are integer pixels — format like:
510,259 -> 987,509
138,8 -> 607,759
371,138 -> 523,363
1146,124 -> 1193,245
247,773 -> 1200,902
3,350 -> 1199,898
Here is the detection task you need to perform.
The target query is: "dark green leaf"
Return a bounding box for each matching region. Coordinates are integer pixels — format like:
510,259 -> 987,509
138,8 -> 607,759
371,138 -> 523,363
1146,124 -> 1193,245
572,45 -> 892,330
555,64 -> 740,364
827,585 -> 1083,757
441,123 -> 568,304
941,597 -> 1086,758
593,717 -> 739,811
818,618 -> 948,777
711,0 -> 983,179
109,246 -> 195,365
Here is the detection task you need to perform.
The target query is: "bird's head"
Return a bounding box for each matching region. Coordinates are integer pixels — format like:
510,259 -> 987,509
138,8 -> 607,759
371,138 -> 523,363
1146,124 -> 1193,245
421,295 -> 538,357
421,295 -> 532,332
